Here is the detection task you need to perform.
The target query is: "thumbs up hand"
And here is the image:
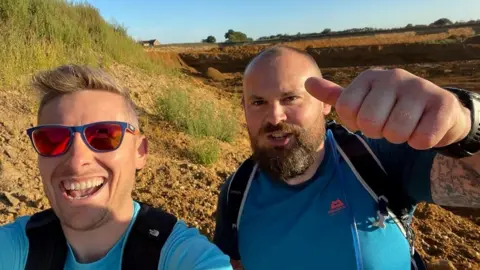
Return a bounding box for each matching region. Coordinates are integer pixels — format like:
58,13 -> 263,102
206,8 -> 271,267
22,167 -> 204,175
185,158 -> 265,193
305,68 -> 471,150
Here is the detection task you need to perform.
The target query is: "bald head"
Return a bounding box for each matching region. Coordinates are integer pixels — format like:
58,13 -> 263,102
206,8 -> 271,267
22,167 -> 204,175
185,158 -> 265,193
244,46 -> 321,81
242,45 -> 323,105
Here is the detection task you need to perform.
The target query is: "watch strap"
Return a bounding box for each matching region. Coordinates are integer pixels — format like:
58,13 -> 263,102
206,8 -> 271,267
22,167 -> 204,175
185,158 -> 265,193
436,87 -> 480,158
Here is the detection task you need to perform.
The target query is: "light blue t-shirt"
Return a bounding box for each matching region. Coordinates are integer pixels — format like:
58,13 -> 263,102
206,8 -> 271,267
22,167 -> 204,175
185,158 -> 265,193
0,201 -> 232,270
214,130 -> 436,270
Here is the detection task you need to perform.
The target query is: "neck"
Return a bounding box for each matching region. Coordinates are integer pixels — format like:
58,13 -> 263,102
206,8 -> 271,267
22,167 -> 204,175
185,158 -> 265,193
62,199 -> 134,263
284,141 -> 326,186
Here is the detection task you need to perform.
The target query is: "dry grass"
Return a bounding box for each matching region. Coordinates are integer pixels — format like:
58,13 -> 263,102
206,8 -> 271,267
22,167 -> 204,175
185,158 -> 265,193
188,138 -> 221,166
156,86 -> 239,143
281,27 -> 474,49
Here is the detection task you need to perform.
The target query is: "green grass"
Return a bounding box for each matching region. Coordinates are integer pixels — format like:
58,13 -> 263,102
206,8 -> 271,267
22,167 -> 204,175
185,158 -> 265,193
0,0 -> 172,87
157,87 -> 239,143
188,138 -> 221,166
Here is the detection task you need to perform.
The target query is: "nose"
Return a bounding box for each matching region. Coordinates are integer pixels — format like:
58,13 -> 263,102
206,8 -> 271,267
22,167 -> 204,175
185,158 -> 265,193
64,133 -> 94,172
266,102 -> 287,126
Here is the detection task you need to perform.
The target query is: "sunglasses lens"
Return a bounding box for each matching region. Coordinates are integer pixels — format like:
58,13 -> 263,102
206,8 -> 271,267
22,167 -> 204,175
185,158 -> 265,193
32,127 -> 71,156
85,123 -> 123,151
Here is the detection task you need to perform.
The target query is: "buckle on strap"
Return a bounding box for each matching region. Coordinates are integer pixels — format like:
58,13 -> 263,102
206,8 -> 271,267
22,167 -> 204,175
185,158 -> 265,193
373,196 -> 389,229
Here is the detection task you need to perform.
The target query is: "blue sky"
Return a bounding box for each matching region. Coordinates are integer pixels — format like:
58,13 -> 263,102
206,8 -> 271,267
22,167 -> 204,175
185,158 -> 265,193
80,0 -> 480,44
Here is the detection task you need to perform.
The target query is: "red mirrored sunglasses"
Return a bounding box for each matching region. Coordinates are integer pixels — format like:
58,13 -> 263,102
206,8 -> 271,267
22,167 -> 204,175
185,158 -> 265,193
26,121 -> 138,157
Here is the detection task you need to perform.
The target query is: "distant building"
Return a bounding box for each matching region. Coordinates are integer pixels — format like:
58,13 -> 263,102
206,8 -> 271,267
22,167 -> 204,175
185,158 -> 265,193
138,39 -> 161,47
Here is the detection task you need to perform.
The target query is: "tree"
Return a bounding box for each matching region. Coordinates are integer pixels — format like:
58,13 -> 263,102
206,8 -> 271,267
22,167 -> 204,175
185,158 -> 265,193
321,28 -> 331,34
430,18 -> 453,27
202,35 -> 216,43
405,23 -> 413,28
224,29 -> 251,42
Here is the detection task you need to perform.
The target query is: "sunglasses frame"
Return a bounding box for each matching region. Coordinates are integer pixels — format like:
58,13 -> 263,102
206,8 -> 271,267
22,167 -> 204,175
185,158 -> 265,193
26,121 -> 138,157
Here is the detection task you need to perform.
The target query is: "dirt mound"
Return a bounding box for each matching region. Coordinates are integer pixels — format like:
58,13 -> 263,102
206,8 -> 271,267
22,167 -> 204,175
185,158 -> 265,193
145,50 -> 193,71
160,28 -> 479,74
205,67 -> 226,81
177,43 -> 480,73
464,35 -> 480,44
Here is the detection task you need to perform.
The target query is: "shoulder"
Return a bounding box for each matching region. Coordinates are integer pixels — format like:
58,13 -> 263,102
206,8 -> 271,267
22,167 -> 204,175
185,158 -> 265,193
352,131 -> 437,164
0,215 -> 31,270
347,131 -> 437,203
159,220 -> 232,270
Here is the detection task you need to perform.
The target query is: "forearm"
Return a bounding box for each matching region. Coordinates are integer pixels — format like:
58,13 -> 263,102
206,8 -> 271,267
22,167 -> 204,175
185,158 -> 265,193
430,153 -> 480,208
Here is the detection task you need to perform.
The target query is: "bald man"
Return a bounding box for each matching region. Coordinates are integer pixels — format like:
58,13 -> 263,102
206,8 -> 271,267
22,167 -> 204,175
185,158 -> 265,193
213,46 -> 480,270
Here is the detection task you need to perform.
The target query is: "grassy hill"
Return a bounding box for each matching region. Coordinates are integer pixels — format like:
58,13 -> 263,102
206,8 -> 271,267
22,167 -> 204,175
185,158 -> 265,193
0,0 -> 171,86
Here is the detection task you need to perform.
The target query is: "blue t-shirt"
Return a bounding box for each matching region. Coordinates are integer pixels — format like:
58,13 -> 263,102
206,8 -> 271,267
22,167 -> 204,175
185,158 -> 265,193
214,130 -> 437,270
0,201 -> 233,270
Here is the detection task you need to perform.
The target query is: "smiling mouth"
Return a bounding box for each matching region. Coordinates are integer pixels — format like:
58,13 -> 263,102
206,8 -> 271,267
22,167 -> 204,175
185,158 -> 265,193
60,178 -> 105,200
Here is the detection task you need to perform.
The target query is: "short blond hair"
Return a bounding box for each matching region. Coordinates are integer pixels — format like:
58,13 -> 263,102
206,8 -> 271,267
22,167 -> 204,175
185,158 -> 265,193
32,64 -> 138,127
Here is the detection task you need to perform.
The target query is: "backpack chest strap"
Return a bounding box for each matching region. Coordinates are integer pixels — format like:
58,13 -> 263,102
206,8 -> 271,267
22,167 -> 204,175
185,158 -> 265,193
25,209 -> 67,270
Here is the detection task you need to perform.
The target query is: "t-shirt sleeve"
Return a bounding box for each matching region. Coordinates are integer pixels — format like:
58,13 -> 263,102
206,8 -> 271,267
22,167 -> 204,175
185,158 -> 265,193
212,176 -> 238,260
0,216 -> 30,270
361,134 -> 438,204
159,220 -> 233,270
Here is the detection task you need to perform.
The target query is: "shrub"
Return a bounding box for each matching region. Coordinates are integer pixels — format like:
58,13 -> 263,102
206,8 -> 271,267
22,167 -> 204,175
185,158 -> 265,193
157,87 -> 239,143
188,138 -> 220,165
156,88 -> 190,129
202,35 -> 216,43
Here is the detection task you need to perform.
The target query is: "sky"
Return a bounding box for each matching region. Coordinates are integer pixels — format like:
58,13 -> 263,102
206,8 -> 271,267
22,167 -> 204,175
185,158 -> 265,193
79,0 -> 480,44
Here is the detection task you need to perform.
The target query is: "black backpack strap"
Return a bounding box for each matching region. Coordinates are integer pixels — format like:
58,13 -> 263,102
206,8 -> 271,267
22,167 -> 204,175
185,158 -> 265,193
122,202 -> 178,270
225,158 -> 257,260
25,209 -> 67,270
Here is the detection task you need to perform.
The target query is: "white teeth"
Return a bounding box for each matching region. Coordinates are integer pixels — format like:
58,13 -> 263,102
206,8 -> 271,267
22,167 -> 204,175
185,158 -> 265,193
63,178 -> 104,191
271,132 -> 287,138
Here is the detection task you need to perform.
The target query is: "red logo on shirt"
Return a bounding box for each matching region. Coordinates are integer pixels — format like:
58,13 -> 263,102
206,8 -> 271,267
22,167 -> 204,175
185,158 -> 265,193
328,199 -> 346,215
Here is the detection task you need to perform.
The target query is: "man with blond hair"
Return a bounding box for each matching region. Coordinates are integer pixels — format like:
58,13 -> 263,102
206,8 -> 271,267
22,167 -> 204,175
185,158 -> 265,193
0,64 -> 233,270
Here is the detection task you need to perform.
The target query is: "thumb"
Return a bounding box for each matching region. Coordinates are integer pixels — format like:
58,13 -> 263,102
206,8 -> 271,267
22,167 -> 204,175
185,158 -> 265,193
305,77 -> 343,106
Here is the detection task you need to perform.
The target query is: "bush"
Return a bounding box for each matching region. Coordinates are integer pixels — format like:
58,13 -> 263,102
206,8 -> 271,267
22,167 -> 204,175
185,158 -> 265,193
156,87 -> 190,128
0,0 -> 167,87
188,138 -> 220,165
430,18 -> 453,27
156,87 -> 238,143
202,35 -> 216,43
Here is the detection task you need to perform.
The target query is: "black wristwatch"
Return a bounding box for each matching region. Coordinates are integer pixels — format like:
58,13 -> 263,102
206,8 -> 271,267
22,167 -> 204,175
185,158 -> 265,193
435,87 -> 480,158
